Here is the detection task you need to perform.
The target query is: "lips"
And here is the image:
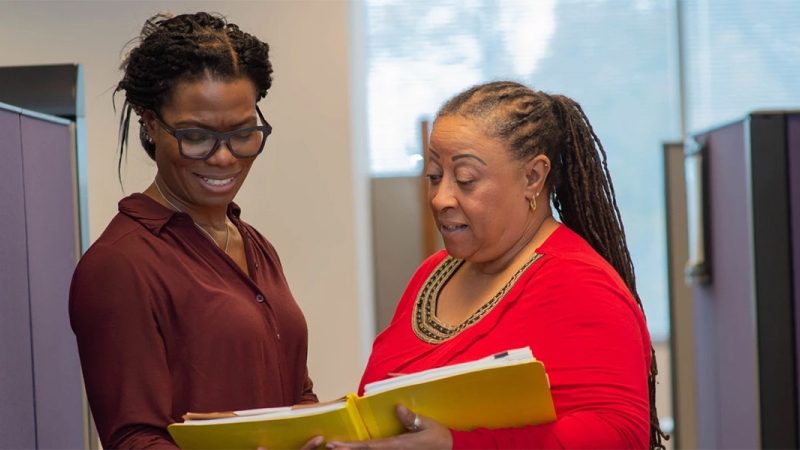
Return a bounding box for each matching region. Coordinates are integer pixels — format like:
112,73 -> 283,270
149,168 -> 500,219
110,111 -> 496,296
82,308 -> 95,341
197,174 -> 236,187
441,224 -> 467,231
439,220 -> 468,234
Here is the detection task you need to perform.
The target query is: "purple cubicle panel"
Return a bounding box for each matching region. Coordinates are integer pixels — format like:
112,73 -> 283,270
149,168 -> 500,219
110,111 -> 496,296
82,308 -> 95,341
19,115 -> 84,449
789,113 -> 800,444
0,108 -> 37,448
692,120 -> 760,449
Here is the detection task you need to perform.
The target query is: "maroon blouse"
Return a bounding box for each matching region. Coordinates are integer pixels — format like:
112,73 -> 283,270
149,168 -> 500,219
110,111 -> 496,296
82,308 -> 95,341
69,193 -> 317,449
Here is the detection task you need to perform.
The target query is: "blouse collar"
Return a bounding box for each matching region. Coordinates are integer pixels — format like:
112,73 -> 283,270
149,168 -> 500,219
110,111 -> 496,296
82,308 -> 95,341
118,192 -> 242,235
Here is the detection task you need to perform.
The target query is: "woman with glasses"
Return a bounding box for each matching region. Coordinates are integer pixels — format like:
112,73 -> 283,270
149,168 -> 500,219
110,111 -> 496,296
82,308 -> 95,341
69,12 -> 320,450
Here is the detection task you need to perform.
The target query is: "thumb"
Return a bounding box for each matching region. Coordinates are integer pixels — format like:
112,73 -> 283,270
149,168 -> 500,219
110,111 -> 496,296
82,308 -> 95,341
395,404 -> 420,430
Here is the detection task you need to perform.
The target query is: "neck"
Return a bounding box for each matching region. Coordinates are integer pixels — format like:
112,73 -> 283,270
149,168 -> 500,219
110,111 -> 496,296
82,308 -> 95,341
470,213 -> 558,276
150,178 -> 228,231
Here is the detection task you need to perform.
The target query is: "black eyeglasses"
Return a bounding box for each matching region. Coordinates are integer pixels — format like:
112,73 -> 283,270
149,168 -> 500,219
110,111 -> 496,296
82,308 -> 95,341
150,107 -> 272,160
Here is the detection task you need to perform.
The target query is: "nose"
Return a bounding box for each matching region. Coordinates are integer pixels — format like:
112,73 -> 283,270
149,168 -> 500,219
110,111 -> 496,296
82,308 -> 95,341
205,140 -> 237,167
429,178 -> 458,214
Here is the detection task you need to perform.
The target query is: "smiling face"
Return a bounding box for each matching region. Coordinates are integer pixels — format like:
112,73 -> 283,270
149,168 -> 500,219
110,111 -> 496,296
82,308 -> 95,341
427,115 -> 536,263
145,76 -> 261,213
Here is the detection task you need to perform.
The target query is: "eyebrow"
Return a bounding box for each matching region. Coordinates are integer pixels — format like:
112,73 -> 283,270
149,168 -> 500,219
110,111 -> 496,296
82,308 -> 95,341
452,154 -> 487,166
428,148 -> 440,159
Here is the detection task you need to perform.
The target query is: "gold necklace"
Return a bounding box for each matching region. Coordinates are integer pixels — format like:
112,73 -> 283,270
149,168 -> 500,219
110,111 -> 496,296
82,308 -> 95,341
154,180 -> 230,253
412,251 -> 544,344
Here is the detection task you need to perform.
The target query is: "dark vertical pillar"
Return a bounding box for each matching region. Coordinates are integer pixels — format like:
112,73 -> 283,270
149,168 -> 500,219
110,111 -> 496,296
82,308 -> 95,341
19,115 -> 84,449
751,113 -> 799,449
0,109 -> 37,448
788,113 -> 800,446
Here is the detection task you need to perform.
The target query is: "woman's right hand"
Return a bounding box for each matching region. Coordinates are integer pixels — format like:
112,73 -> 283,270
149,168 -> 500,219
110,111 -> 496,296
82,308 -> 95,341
257,435 -> 324,450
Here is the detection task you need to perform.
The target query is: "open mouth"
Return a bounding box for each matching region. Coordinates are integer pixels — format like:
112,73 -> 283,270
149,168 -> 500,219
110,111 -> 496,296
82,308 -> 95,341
441,224 -> 468,232
198,175 -> 235,187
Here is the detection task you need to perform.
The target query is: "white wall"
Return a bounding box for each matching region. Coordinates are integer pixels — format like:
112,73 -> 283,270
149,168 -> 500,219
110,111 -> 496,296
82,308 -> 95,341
0,0 -> 373,402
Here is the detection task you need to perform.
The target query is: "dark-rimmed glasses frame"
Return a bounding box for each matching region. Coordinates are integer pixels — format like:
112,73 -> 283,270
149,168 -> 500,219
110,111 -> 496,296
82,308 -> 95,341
150,107 -> 272,160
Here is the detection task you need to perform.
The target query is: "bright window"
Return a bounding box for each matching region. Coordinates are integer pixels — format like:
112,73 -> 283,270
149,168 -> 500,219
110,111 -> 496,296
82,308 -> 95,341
682,0 -> 800,133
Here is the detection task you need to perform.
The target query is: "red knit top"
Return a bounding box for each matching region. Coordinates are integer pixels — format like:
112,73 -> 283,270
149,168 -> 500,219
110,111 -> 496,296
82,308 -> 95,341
359,225 -> 651,449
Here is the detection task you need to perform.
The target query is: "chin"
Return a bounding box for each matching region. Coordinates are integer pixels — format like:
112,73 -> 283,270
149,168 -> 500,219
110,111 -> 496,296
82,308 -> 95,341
201,194 -> 236,209
442,243 -> 471,260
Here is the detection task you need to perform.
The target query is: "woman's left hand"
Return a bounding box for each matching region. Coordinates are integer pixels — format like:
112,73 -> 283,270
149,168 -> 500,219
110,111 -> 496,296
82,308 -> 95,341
325,405 -> 453,450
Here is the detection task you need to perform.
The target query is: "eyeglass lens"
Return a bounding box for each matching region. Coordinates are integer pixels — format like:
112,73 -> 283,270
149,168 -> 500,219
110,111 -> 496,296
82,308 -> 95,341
180,129 -> 265,158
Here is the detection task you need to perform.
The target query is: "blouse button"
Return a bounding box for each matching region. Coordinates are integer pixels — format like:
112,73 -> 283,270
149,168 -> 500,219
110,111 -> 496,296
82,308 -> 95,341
256,294 -> 265,303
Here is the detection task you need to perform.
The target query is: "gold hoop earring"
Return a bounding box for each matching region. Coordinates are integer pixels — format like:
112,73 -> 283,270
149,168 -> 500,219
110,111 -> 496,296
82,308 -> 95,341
529,195 -> 537,213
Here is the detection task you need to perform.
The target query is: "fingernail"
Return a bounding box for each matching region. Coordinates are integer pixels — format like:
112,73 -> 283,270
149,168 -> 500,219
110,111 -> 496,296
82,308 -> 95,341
313,436 -> 324,446
325,444 -> 335,449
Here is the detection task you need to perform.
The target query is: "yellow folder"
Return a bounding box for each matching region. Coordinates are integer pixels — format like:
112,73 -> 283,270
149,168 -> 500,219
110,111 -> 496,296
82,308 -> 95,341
356,359 -> 554,439
168,347 -> 555,449
168,394 -> 368,450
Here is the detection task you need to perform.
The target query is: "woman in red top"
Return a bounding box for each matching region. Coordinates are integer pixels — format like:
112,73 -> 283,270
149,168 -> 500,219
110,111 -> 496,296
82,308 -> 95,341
328,81 -> 667,450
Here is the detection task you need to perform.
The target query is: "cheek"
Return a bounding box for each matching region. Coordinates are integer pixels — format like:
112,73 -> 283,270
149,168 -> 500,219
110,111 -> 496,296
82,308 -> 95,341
238,158 -> 257,175
155,151 -> 198,181
158,153 -> 188,173
467,187 -> 523,229
154,138 -> 181,163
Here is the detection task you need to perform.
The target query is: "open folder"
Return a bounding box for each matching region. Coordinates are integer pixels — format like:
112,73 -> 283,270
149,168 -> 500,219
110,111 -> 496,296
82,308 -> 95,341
167,347 -> 556,450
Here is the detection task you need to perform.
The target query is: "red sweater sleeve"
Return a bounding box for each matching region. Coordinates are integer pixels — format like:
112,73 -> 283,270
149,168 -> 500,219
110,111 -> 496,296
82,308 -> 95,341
451,258 -> 651,449
69,244 -> 179,449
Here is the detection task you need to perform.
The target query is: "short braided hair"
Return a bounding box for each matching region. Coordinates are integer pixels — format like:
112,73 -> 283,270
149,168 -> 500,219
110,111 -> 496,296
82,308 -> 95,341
114,12 -> 273,179
438,80 -> 668,450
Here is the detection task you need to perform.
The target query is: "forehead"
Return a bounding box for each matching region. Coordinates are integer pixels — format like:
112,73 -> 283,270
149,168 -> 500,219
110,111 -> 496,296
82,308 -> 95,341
429,115 -> 507,159
162,76 -> 258,116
